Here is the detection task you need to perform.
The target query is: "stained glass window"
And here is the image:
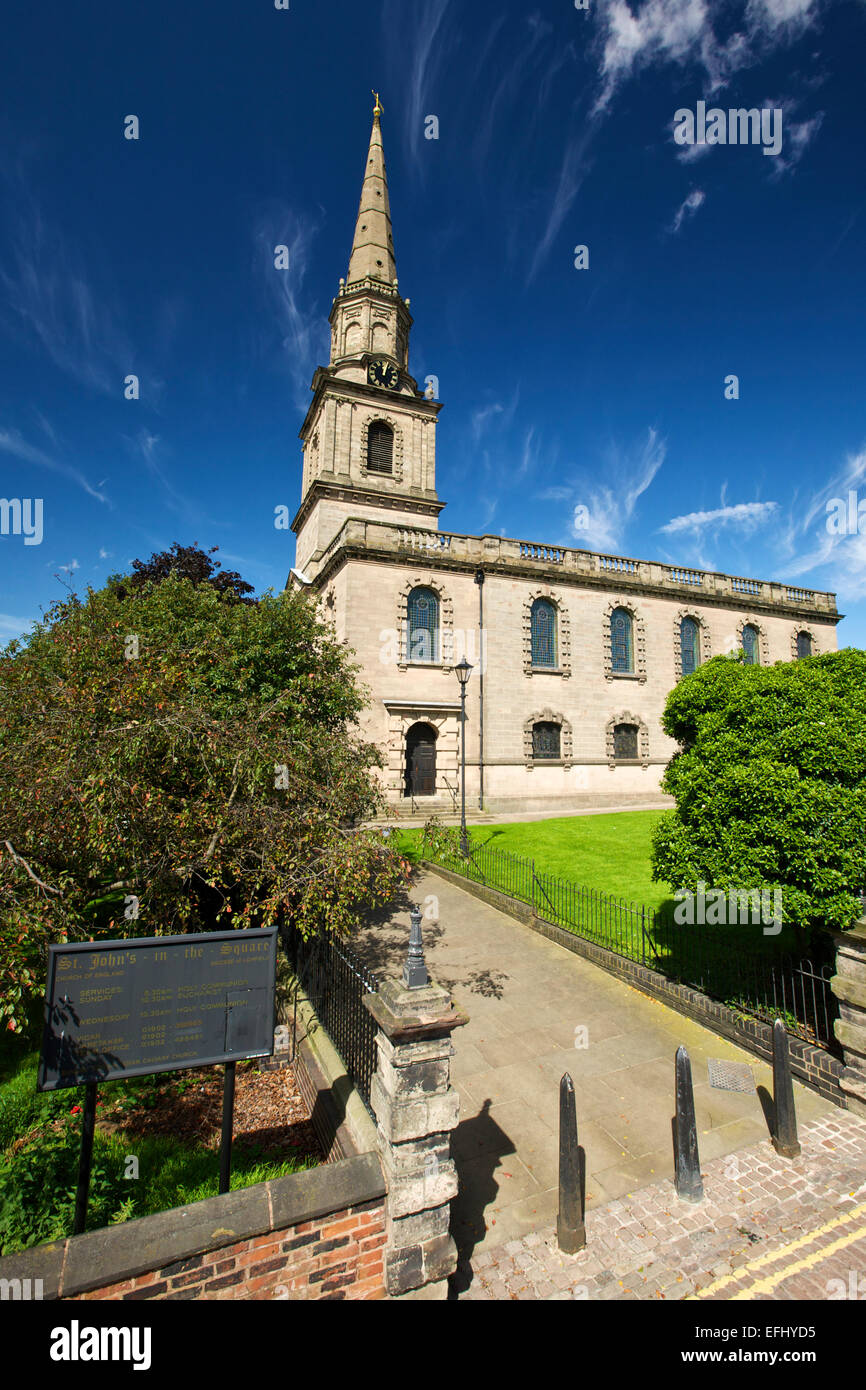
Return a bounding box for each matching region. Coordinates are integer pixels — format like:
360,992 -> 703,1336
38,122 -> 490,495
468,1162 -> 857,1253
742,624 -> 759,665
532,722 -> 561,759
611,608 -> 634,673
406,587 -> 439,663
531,599 -> 557,667
680,617 -> 700,676
613,723 -> 639,759
796,631 -> 812,659
367,421 -> 394,474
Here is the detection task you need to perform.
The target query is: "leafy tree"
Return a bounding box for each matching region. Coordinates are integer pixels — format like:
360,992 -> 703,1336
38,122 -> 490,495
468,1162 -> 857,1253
651,649 -> 866,939
113,542 -> 255,604
0,575 -> 406,1036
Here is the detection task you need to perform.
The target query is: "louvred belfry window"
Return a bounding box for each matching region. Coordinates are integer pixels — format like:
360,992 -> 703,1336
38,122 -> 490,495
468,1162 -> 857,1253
613,723 -> 639,759
611,608 -> 634,673
406,587 -> 439,663
532,722 -> 561,759
367,421 -> 394,474
531,599 -> 557,668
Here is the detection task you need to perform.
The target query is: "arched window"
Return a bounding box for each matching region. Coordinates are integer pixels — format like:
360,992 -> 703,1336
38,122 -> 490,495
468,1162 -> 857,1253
613,723 -> 639,760
742,624 -> 760,665
680,617 -> 700,676
796,631 -> 812,659
532,721 -> 561,760
406,587 -> 439,663
531,598 -> 558,668
611,608 -> 634,674
367,421 -> 394,475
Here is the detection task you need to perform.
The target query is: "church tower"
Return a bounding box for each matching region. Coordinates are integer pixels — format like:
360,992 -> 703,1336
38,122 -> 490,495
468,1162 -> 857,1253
292,97 -> 444,576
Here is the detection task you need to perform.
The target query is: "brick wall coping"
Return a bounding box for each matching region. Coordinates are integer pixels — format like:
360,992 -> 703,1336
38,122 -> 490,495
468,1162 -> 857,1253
0,1151 -> 385,1300
423,861 -> 845,1107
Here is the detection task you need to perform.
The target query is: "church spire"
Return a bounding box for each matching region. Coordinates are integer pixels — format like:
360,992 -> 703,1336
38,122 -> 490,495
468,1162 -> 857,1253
346,95 -> 397,287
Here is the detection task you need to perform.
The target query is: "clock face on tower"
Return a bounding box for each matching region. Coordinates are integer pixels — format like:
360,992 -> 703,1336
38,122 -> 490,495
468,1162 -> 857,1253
367,358 -> 400,390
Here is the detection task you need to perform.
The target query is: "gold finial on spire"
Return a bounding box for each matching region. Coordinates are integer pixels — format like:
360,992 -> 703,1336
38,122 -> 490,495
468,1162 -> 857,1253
372,91 -> 383,118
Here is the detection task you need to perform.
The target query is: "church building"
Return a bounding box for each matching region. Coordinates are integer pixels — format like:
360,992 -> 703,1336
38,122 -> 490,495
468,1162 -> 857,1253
288,101 -> 840,814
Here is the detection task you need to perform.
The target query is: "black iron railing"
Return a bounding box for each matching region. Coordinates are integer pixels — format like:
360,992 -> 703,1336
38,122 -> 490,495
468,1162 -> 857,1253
434,841 -> 841,1052
283,925 -> 379,1114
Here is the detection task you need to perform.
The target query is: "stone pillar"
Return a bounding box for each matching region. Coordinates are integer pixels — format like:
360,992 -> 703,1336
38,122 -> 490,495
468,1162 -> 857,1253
365,971 -> 467,1300
831,914 -> 866,1119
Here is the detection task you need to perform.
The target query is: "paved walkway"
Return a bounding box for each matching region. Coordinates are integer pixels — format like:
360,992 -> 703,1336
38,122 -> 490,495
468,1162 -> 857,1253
356,870 -> 838,1285
461,1110 -> 866,1300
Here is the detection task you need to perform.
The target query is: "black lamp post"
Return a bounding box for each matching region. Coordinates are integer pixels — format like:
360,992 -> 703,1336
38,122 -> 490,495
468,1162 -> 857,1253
455,657 -> 473,855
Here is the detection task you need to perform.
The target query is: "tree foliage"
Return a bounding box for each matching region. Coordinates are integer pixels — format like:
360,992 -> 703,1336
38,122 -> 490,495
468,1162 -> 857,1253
651,649 -> 866,936
113,542 -> 255,604
0,574 -> 406,1036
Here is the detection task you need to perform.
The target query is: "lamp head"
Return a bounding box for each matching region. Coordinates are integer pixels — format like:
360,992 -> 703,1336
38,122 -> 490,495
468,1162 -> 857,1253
455,657 -> 473,688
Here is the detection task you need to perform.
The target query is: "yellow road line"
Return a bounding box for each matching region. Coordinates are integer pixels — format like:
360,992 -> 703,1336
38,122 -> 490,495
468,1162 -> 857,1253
729,1223 -> 866,1299
687,1201 -> 866,1300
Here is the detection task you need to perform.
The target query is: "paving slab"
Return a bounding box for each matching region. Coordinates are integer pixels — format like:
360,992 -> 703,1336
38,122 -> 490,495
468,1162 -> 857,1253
355,870 -> 836,1261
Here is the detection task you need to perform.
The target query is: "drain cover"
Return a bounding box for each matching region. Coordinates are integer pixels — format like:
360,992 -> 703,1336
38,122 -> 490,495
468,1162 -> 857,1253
708,1058 -> 755,1093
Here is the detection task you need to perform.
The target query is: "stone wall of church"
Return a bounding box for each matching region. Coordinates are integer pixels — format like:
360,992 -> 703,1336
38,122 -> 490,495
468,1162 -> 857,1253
330,556 -> 837,812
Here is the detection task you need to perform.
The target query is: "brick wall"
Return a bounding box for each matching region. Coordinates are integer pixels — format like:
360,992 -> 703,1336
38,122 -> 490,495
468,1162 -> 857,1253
0,1152 -> 388,1303
73,1196 -> 386,1302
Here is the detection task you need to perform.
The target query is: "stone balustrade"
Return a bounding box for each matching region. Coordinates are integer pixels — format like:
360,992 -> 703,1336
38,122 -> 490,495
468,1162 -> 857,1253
318,518 -> 837,615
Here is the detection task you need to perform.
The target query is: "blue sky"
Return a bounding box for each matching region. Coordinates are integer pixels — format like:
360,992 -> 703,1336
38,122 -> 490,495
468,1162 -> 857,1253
1,0 -> 865,647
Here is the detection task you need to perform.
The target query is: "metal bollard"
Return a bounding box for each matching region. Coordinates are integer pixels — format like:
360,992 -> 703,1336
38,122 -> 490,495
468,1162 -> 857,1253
557,1073 -> 586,1253
771,1018 -> 801,1158
674,1046 -> 704,1202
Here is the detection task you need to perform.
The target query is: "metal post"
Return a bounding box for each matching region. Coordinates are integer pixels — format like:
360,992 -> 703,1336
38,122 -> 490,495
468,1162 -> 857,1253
771,1018 -> 801,1158
557,1073 -> 586,1253
460,682 -> 468,856
219,1061 -> 236,1194
73,1082 -> 98,1236
475,569 -> 484,810
674,1046 -> 703,1202
403,905 -> 429,990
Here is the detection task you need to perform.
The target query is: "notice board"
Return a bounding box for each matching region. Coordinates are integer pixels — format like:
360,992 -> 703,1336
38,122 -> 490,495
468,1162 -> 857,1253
38,928 -> 277,1091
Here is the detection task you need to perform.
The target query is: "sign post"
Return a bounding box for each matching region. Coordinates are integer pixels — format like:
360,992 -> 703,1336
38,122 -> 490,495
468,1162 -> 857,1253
219,1061 -> 237,1195
39,928 -> 277,1234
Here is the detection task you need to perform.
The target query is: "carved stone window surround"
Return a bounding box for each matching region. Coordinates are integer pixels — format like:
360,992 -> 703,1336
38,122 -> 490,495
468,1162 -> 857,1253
603,599 -> 647,683
396,576 -> 454,670
674,608 -> 712,680
523,709 -> 574,769
605,711 -> 650,769
523,589 -> 571,678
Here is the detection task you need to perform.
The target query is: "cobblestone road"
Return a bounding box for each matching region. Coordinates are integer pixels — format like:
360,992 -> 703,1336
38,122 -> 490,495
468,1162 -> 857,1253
454,1111 -> 866,1301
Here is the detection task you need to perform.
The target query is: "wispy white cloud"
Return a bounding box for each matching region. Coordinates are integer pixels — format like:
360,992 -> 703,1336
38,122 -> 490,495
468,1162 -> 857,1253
667,187 -> 706,233
124,429 -> 193,519
660,499 -> 779,534
560,427 -> 666,552
251,207 -> 328,413
592,0 -> 823,114
383,0 -> 453,177
0,172 -> 134,394
777,446 -> 866,598
0,426 -> 109,504
528,120 -> 597,285
470,387 -> 520,445
0,613 -> 37,645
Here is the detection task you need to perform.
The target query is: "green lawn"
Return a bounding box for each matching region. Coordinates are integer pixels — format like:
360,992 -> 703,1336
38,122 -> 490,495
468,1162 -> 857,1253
397,809 -> 674,911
